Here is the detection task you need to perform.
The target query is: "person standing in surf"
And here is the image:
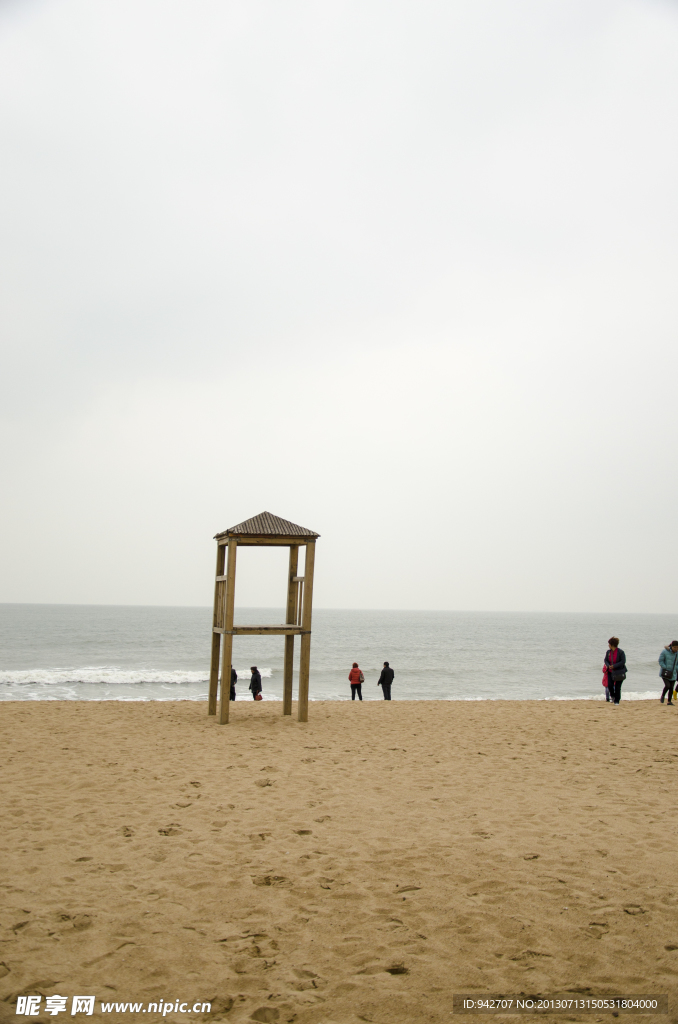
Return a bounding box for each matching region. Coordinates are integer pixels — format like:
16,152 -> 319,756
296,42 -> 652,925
249,666 -> 262,700
604,637 -> 626,704
348,662 -> 363,701
377,661 -> 395,700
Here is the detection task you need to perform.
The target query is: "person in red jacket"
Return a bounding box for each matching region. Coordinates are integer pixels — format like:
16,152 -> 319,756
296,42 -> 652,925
348,662 -> 364,701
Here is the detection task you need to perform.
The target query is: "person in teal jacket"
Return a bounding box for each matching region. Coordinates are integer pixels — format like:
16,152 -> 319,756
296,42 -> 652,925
659,642 -> 678,705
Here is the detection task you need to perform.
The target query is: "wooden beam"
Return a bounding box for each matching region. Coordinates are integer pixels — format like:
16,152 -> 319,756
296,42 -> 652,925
213,625 -> 308,635
297,541 -> 316,723
217,537 -> 309,547
208,633 -> 221,715
218,539 -> 237,724
236,625 -> 308,636
208,542 -> 226,716
283,546 -> 299,716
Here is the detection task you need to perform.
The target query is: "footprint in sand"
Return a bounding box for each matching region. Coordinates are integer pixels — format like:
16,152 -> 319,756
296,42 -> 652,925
509,950 -> 553,962
250,1009 -> 279,1023
202,995 -> 233,1017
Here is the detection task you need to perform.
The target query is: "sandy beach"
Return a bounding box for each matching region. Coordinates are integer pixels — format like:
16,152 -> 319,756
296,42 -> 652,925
2,699 -> 678,1024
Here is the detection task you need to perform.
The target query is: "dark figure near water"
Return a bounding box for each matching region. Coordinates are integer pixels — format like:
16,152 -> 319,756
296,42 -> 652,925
604,637 -> 626,704
249,666 -> 262,700
659,641 -> 678,705
230,667 -> 237,702
377,661 -> 395,700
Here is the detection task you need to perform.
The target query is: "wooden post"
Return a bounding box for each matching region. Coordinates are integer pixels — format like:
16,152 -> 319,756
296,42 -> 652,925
208,543 -> 226,716
283,546 -> 299,716
218,539 -> 237,724
297,541 -> 316,722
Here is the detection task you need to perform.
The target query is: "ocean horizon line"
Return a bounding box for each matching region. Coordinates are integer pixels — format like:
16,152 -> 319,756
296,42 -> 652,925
1,602 -> 677,617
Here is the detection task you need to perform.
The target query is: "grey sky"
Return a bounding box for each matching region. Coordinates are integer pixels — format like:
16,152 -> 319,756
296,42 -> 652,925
1,0 -> 677,612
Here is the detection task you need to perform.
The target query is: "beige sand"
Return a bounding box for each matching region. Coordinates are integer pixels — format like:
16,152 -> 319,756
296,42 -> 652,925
1,699 -> 677,1024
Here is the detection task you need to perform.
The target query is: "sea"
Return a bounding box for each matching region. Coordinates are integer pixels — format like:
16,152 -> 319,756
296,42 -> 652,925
0,604 -> 676,703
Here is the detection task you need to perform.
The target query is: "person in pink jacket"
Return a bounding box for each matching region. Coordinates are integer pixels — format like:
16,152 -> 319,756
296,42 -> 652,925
348,662 -> 364,701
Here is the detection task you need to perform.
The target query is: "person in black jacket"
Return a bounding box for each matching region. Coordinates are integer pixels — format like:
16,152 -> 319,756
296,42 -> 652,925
249,666 -> 262,700
230,667 -> 237,702
377,661 -> 395,700
604,637 -> 626,704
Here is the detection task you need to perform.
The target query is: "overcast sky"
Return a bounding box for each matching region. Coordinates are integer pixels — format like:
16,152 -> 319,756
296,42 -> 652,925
1,0 -> 677,612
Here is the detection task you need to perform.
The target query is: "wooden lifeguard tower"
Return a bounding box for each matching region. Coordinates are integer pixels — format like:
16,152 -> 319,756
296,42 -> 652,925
207,512 -> 320,724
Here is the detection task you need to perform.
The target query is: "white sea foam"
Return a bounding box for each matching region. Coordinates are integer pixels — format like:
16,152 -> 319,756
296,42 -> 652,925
544,690 -> 659,701
0,665 -> 276,700
0,682 -> 663,704
0,666 -> 272,687
0,670 -> 661,703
